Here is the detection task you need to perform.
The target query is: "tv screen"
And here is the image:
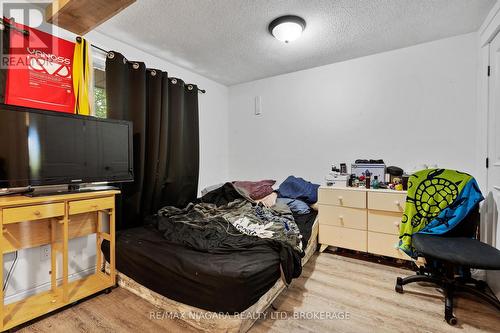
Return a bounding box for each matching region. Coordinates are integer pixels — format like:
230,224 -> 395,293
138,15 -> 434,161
0,105 -> 133,188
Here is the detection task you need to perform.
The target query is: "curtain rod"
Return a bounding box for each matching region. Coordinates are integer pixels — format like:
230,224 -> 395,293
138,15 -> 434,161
76,37 -> 206,94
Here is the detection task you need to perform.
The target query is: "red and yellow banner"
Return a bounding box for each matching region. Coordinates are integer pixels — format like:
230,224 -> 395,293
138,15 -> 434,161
4,19 -> 76,113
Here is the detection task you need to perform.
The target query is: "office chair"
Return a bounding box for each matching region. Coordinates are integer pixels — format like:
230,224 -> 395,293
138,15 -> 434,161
395,185 -> 500,325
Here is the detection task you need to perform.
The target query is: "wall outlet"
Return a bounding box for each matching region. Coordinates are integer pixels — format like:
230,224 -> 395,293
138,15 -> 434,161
40,245 -> 50,261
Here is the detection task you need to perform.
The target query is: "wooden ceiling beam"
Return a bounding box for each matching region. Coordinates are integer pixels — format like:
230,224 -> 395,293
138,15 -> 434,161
46,0 -> 136,35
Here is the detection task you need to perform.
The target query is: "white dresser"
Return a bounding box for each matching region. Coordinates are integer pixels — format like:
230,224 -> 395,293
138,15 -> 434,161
318,186 -> 410,260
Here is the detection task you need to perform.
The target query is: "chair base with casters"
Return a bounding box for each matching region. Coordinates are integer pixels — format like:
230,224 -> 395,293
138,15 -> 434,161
395,234 -> 500,325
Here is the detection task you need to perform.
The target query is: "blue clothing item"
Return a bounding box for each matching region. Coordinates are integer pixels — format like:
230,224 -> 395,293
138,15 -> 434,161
277,176 -> 320,204
419,179 -> 484,236
276,198 -> 311,215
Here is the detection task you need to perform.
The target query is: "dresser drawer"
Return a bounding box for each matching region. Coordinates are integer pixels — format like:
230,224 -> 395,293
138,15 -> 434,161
318,188 -> 366,208
319,225 -> 367,251
367,232 -> 409,260
368,210 -> 402,235
319,205 -> 367,230
3,203 -> 65,224
367,192 -> 406,212
69,196 -> 114,215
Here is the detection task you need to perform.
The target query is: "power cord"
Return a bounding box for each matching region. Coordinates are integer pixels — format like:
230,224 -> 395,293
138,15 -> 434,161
3,251 -> 18,292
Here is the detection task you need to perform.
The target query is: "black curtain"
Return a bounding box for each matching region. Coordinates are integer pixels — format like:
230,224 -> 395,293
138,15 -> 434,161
105,51 -> 199,230
0,24 -> 10,103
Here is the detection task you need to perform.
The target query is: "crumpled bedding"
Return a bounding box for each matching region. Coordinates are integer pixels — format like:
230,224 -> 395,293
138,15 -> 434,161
151,183 -> 304,283
156,198 -> 302,252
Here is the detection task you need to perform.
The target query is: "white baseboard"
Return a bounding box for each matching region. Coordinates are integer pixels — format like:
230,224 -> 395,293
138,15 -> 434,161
4,266 -> 96,305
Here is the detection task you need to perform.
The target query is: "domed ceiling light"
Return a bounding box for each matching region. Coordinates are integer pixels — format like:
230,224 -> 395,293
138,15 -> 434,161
268,15 -> 306,43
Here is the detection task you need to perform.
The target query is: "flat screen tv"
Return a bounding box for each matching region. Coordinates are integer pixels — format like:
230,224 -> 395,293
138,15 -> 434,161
0,104 -> 134,189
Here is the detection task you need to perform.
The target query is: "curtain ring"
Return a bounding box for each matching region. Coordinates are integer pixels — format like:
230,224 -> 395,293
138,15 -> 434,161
107,51 -> 115,59
171,78 -> 177,84
151,70 -> 157,76
133,62 -> 140,70
187,85 -> 193,91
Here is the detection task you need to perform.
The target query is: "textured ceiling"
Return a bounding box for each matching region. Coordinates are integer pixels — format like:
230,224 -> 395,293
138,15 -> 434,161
95,0 -> 495,85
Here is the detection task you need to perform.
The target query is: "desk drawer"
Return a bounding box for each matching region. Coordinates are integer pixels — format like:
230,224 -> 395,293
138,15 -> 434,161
319,225 -> 367,251
367,232 -> 409,260
3,203 -> 65,224
367,192 -> 406,212
319,205 -> 367,230
318,188 -> 366,208
69,197 -> 114,215
368,210 -> 402,235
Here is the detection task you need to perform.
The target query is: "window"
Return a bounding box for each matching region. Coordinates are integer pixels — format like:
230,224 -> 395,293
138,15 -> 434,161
92,49 -> 107,118
94,68 -> 107,118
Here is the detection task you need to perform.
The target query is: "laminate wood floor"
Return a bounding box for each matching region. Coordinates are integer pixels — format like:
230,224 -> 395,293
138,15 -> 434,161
17,253 -> 500,333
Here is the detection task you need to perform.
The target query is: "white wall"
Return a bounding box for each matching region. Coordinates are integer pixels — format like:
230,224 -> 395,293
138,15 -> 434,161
2,12 -> 229,303
228,33 -> 479,188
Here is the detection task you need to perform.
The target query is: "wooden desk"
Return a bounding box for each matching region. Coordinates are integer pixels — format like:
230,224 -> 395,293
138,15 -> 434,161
0,190 -> 119,331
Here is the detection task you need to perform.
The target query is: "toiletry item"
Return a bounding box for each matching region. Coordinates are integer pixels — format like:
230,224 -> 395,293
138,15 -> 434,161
365,176 -> 371,189
372,175 -> 380,189
348,174 -> 355,187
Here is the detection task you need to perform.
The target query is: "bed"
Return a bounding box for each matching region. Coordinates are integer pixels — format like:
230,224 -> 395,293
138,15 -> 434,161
102,182 -> 318,332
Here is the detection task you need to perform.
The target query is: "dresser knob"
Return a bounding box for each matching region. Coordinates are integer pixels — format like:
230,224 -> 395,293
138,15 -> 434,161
394,201 -> 400,206
393,221 -> 400,227
33,211 -> 41,216
394,243 -> 399,249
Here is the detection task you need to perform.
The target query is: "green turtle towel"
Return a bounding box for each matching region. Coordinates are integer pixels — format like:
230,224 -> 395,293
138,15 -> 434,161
399,169 -> 483,257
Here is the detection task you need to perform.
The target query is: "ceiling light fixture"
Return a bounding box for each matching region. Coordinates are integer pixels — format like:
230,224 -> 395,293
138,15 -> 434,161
268,15 -> 306,43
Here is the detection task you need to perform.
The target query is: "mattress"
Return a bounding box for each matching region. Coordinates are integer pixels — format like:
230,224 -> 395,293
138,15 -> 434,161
102,211 -> 317,313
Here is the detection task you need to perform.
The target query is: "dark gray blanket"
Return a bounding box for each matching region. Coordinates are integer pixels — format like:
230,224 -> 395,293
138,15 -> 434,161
149,183 -> 304,283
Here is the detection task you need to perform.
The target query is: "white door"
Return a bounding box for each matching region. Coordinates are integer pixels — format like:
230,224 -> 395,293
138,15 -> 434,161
489,33 -> 500,194
488,33 -> 500,223
487,32 -> 500,297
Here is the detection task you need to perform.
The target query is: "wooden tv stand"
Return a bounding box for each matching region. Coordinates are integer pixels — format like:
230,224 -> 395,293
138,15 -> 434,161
0,190 -> 119,331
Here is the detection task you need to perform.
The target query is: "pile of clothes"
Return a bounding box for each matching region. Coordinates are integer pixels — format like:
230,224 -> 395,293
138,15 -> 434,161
233,175 -> 320,214
150,176 -> 319,284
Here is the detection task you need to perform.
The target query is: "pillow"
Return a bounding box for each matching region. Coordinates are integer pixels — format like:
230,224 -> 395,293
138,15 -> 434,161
255,192 -> 277,207
276,198 -> 311,215
233,180 -> 276,200
200,183 -> 224,197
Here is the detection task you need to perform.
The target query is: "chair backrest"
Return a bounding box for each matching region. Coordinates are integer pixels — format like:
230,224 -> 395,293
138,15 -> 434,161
400,169 -> 483,244
442,203 -> 480,238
